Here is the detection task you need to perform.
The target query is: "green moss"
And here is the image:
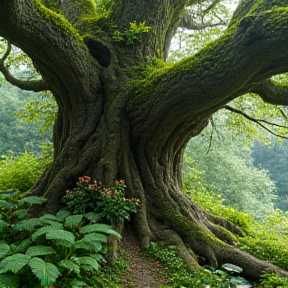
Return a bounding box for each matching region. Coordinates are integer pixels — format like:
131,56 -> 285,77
35,0 -> 82,41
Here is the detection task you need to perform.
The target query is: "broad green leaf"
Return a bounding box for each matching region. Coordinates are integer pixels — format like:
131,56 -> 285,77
53,239 -> 73,248
58,259 -> 80,274
74,241 -> 102,252
0,200 -> 11,208
16,218 -> 41,233
82,232 -> 107,243
18,196 -> 47,205
15,239 -> 32,253
46,229 -> 75,245
26,245 -> 56,256
78,256 -> 99,271
56,209 -> 70,221
39,214 -> 59,222
0,274 -> 19,288
83,212 -> 101,222
0,253 -> 31,273
64,214 -> 83,227
29,257 -> 59,286
0,220 -> 8,231
81,224 -> 121,238
11,209 -> 28,220
0,243 -> 10,259
31,226 -> 56,241
39,219 -> 63,229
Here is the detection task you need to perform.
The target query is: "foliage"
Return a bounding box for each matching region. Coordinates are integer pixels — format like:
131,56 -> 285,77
142,242 -> 252,288
15,91 -> 57,134
0,194 -> 120,288
261,272 -> 288,288
113,21 -> 151,45
62,177 -> 140,223
0,150 -> 51,193
252,139 -> 288,211
184,129 -> 276,221
186,179 -> 288,271
0,79 -> 52,156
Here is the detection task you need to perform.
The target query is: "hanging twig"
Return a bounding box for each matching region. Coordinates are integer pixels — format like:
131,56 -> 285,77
224,105 -> 288,139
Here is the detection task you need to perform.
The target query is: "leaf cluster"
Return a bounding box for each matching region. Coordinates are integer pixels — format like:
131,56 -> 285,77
0,195 -> 120,288
62,177 -> 140,224
113,21 -> 151,45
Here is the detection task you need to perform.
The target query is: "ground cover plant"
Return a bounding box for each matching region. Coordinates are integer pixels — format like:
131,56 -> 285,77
0,193 -> 121,288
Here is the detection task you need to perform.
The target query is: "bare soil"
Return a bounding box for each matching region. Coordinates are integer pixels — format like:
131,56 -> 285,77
120,227 -> 168,288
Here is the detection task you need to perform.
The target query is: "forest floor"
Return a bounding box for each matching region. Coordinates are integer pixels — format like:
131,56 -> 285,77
120,227 -> 169,288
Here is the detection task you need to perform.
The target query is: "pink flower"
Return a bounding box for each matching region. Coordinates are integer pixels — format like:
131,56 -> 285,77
79,176 -> 91,182
66,190 -> 72,195
115,180 -> 125,185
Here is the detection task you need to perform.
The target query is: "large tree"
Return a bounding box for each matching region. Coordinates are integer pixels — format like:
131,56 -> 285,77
1,0 -> 288,280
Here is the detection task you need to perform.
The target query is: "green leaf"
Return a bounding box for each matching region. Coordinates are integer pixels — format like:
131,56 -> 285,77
0,253 -> 31,274
74,241 -> 102,252
16,218 -> 41,233
31,226 -> 57,241
39,214 -> 59,222
81,224 -> 121,238
0,274 -> 19,288
66,278 -> 87,288
78,256 -> 99,271
26,245 -> 56,256
39,219 -> 63,229
58,259 -> 80,274
15,239 -> 32,253
82,232 -> 107,243
29,257 -> 59,287
46,229 -> 75,245
56,209 -> 70,221
18,196 -> 47,205
0,220 -> 8,231
64,214 -> 83,227
11,209 -> 28,220
0,200 -> 12,208
0,243 -> 11,259
83,212 -> 101,222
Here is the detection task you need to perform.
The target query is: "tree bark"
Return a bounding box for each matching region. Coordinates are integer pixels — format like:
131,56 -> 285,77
1,0 -> 288,280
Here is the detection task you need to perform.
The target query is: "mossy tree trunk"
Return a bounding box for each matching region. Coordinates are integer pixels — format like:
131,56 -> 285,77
1,0 -> 288,280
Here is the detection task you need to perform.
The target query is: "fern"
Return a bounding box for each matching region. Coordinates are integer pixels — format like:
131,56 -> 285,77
64,214 -> 83,227
0,253 -> 31,274
81,224 -> 121,238
58,259 -> 80,274
26,245 -> 56,256
0,200 -> 12,208
29,257 -> 59,287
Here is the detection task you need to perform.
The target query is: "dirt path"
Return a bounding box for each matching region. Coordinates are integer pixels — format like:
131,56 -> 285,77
120,227 -> 168,288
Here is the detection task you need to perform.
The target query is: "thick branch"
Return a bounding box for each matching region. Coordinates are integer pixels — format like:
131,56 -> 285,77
0,0 -> 101,107
129,6 -> 288,143
253,79 -> 288,106
0,42 -> 49,92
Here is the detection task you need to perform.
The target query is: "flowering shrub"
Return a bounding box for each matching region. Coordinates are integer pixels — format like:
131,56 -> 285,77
62,177 -> 140,224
